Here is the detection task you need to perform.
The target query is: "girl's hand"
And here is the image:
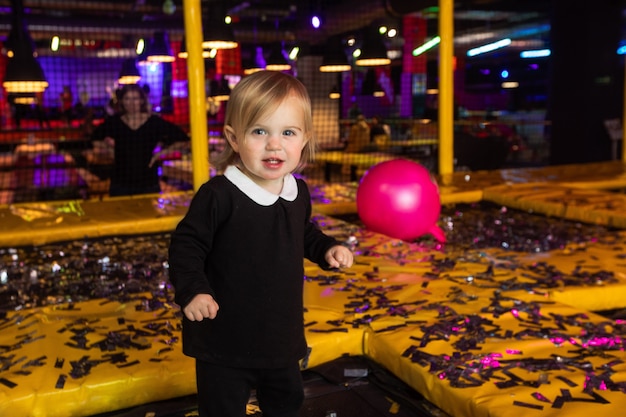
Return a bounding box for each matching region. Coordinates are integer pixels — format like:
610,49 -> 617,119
183,294 -> 220,321
325,245 -> 354,269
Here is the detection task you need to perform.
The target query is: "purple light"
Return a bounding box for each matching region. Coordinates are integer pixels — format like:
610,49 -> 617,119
311,15 -> 321,29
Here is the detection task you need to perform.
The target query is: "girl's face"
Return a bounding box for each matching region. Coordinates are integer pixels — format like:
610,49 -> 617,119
122,90 -> 143,114
226,93 -> 308,194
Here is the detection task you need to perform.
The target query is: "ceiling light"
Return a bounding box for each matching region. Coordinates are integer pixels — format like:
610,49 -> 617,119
311,15 -> 322,29
202,3 -> 238,50
320,58 -> 351,72
145,31 -> 175,62
3,1 -> 48,94
118,58 -> 141,85
501,81 -> 519,89
520,49 -> 551,58
162,0 -> 176,15
467,38 -> 512,57
319,37 -> 351,72
288,46 -> 300,61
50,35 -> 60,52
355,29 -> 390,66
209,78 -> 231,102
3,48 -> 48,93
413,36 -> 440,56
265,45 -> 291,71
136,38 -> 145,55
242,46 -> 265,75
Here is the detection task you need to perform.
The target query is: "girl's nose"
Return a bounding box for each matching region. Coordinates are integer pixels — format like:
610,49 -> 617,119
266,134 -> 281,150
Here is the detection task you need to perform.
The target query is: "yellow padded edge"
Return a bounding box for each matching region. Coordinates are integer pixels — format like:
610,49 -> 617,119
483,183 -> 626,227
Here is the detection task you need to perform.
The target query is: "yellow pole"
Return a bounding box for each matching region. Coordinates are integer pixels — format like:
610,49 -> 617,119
438,0 -> 454,178
183,0 -> 210,191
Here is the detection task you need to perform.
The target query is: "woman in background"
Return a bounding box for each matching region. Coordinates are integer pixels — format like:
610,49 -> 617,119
91,84 -> 189,197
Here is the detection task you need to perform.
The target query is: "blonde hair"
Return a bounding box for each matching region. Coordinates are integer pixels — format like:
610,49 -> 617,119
214,71 -> 315,172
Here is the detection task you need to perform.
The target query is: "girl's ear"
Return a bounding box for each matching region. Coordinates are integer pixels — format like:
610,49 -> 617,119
223,125 -> 239,152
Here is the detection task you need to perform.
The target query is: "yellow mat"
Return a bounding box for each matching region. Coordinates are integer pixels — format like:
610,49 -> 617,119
3,161 -> 626,417
2,221 -> 626,416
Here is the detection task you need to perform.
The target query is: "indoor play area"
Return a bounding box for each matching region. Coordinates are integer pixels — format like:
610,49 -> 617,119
2,0 -> 626,416
2,160 -> 626,417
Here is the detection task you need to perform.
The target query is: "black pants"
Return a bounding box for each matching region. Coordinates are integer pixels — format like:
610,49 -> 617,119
195,359 -> 304,417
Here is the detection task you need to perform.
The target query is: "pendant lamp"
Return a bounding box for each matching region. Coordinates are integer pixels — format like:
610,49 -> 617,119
209,78 -> 231,102
355,29 -> 390,66
265,44 -> 291,71
118,58 -> 141,85
3,0 -> 48,94
202,2 -> 238,50
319,37 -> 351,72
242,46 -> 265,75
146,31 -> 175,63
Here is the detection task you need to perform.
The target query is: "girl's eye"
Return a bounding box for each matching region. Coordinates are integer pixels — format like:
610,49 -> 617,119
283,130 -> 295,136
251,128 -> 266,135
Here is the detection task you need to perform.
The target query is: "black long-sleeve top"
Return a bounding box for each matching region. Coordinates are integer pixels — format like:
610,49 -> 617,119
168,166 -> 339,369
91,114 -> 188,193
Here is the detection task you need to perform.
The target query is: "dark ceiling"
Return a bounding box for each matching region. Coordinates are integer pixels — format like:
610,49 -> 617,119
0,0 -> 555,58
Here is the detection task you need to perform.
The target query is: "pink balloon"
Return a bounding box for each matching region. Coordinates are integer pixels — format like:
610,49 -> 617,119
356,159 -> 445,242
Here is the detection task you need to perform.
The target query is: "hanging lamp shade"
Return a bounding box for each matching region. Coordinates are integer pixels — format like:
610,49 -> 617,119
319,37 -> 351,72
328,85 -> 341,99
320,49 -> 351,72
242,45 -> 265,75
4,44 -> 48,93
355,29 -> 390,66
3,0 -> 48,94
146,31 -> 175,62
242,56 -> 264,74
265,45 -> 291,71
209,78 -> 231,102
118,58 -> 141,85
202,3 -> 238,50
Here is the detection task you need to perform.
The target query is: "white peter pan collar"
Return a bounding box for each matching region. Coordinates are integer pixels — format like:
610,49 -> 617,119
224,165 -> 298,206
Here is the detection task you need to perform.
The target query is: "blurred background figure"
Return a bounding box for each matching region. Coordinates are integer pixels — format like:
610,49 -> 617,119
59,85 -> 73,126
91,84 -> 189,197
